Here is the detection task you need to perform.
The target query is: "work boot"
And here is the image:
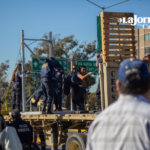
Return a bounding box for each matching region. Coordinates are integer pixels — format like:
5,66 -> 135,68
46,104 -> 53,114
42,104 -> 46,113
31,101 -> 38,107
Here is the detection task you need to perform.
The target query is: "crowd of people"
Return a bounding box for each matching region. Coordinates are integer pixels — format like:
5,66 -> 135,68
0,107 -> 40,150
1,53 -> 150,150
11,57 -> 93,114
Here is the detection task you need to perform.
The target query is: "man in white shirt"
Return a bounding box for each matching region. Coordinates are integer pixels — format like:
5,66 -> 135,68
86,58 -> 150,150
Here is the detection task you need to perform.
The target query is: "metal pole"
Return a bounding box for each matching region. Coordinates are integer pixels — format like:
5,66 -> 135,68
26,86 -> 42,104
70,59 -> 73,111
49,32 -> 53,112
49,32 -> 52,58
99,63 -> 105,110
21,30 -> 26,112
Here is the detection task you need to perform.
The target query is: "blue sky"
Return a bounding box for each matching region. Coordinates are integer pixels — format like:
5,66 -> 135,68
0,0 -> 150,92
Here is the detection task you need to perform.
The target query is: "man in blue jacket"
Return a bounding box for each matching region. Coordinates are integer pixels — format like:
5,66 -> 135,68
53,63 -> 65,111
41,58 -> 63,114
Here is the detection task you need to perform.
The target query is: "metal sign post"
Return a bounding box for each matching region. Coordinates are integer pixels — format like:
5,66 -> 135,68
70,59 -> 73,111
21,30 -> 26,112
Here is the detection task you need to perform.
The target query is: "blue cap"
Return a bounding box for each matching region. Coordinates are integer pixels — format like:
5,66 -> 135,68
118,57 -> 150,84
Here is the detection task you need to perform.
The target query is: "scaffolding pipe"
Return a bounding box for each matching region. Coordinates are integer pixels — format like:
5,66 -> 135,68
21,30 -> 26,112
24,38 -> 52,43
25,86 -> 42,104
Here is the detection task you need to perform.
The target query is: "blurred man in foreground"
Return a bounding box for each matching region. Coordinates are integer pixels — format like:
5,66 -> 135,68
86,58 -> 150,150
10,109 -> 33,150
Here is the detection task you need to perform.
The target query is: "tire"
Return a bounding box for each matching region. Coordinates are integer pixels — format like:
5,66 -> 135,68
65,133 -> 87,150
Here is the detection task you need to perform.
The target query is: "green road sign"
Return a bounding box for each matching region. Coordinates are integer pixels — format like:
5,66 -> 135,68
77,60 -> 98,73
32,57 -> 68,72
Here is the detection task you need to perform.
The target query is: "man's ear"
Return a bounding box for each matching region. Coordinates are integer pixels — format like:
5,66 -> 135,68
116,79 -> 120,92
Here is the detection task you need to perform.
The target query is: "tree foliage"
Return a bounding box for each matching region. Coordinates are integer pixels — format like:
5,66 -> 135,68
0,60 -> 12,110
0,60 -> 9,98
86,92 -> 98,110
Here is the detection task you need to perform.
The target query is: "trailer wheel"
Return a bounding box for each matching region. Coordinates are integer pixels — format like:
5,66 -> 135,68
65,133 -> 87,150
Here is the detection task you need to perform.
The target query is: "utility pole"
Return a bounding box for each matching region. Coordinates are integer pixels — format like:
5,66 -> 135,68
49,32 -> 52,58
21,30 -> 26,112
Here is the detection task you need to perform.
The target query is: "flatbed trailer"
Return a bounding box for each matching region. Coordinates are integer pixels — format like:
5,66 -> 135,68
4,112 -> 97,150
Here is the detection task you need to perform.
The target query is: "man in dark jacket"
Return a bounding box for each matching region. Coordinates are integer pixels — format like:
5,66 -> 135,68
10,109 -> 33,150
68,65 -> 78,110
41,58 -> 63,113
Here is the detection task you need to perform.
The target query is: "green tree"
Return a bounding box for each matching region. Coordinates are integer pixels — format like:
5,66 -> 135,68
86,92 -> 98,110
0,60 -> 12,110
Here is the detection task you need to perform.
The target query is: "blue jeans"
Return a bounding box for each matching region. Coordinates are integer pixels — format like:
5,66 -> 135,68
41,78 -> 53,104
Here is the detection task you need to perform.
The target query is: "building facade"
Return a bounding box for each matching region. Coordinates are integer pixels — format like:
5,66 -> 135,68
135,27 -> 150,60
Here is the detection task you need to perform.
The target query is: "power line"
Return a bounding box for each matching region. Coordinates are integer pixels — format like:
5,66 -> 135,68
87,0 -> 130,11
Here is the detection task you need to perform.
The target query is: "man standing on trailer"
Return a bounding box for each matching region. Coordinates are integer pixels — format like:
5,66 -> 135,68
86,58 -> 150,150
79,85 -> 87,110
96,51 -> 103,111
53,62 -> 65,111
64,66 -> 92,110
68,65 -> 78,110
14,64 -> 30,111
41,58 -> 63,114
32,57 -> 56,107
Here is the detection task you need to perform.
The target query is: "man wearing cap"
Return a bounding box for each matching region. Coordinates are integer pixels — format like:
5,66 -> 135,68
41,58 -> 63,113
86,58 -> 150,150
68,65 -> 78,110
10,109 -> 33,150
